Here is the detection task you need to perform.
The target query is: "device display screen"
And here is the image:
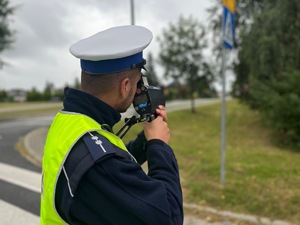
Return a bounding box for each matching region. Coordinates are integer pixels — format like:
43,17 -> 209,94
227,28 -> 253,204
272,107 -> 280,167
133,94 -> 148,105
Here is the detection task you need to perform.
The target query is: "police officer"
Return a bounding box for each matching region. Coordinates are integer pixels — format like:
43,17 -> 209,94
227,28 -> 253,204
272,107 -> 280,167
40,25 -> 183,225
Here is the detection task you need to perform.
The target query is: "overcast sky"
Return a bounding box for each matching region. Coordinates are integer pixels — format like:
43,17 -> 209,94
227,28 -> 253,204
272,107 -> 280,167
1,0 -> 214,91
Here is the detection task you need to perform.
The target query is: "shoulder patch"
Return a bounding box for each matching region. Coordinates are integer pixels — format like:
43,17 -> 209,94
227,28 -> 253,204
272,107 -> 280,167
83,132 -> 116,161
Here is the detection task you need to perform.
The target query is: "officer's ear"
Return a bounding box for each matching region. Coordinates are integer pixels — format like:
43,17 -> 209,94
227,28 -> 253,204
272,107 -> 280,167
119,77 -> 131,100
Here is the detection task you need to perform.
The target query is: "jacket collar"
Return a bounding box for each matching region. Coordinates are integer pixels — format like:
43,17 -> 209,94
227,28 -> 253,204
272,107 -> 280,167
63,87 -> 121,129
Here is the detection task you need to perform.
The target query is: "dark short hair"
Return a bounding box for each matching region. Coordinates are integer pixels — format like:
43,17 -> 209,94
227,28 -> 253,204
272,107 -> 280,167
81,69 -> 140,96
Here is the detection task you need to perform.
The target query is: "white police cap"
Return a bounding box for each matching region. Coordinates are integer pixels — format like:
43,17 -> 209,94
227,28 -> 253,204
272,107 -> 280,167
69,25 -> 153,74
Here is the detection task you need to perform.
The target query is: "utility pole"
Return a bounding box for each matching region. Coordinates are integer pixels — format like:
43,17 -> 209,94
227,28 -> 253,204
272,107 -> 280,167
130,0 -> 135,25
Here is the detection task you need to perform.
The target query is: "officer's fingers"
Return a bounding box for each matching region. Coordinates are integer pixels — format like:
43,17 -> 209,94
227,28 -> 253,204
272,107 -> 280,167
156,107 -> 167,122
158,105 -> 165,110
142,116 -> 170,143
153,115 -> 164,123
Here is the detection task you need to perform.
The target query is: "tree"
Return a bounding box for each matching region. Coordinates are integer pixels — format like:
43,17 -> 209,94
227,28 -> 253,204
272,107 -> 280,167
43,82 -> 55,101
207,0 -> 271,53
73,77 -> 80,89
206,0 -> 276,97
27,87 -> 43,101
158,15 -> 213,113
0,0 -> 15,67
238,0 -> 300,103
144,52 -> 159,86
237,0 -> 300,147
0,89 -> 7,101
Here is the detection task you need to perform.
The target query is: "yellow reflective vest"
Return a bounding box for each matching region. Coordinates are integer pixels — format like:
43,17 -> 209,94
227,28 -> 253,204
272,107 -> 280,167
40,111 -> 128,225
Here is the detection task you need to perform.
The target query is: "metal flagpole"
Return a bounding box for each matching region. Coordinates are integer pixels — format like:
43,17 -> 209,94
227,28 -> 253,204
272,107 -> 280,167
130,0 -> 135,25
220,0 -> 235,186
220,46 -> 227,186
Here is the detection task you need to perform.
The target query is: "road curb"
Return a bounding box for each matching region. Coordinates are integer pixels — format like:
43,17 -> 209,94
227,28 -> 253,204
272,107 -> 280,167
184,203 -> 295,225
23,127 -> 48,167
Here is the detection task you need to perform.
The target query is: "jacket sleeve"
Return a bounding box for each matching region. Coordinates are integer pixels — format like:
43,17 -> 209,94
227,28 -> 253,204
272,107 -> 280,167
70,139 -> 183,225
126,131 -> 147,165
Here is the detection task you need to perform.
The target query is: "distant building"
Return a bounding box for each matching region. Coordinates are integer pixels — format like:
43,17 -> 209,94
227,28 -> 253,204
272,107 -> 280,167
7,89 -> 27,102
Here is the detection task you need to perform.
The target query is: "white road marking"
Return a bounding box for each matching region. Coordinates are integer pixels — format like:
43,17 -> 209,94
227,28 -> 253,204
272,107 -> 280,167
0,162 -> 41,193
0,199 -> 39,225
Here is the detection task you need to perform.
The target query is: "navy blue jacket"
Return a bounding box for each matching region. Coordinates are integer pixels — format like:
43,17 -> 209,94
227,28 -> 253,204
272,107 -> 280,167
55,88 -> 183,225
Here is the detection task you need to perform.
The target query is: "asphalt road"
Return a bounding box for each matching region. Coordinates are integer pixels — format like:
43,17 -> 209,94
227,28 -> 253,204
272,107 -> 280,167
0,117 -> 54,224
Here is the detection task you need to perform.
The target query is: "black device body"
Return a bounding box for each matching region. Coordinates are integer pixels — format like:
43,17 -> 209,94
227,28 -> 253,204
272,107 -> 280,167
117,76 -> 165,138
133,78 -> 165,121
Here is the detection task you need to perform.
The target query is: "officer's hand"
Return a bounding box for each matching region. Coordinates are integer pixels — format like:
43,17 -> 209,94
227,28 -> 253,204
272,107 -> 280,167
155,105 -> 167,122
143,115 -> 170,144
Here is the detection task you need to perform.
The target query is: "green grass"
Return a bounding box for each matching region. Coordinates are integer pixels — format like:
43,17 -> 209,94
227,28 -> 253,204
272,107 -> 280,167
117,100 -> 300,223
0,102 -> 62,120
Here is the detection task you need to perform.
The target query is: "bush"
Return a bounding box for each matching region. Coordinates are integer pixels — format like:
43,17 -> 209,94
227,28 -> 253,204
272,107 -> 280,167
253,70 -> 300,148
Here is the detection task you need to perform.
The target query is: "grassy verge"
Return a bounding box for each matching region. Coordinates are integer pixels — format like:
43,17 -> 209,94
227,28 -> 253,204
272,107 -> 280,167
0,102 -> 62,120
118,100 -> 300,224
2,101 -> 299,223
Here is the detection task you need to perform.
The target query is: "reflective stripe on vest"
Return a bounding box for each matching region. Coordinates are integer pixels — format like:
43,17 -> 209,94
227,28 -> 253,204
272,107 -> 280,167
40,111 -> 127,225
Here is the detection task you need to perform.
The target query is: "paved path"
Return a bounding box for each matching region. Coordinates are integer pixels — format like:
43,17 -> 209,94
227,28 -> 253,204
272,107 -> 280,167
0,102 -> 62,113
